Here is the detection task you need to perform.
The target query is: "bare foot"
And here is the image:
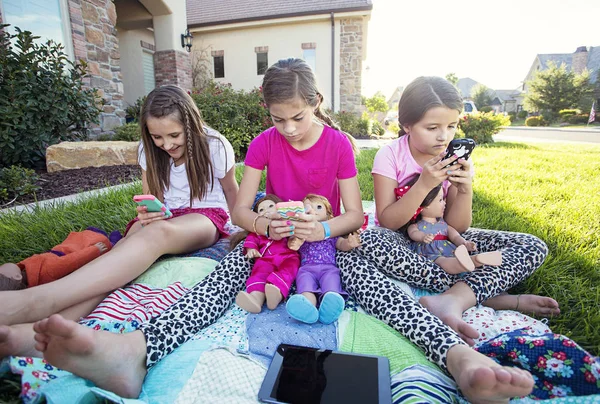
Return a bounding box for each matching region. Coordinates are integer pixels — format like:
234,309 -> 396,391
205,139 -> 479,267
454,245 -> 475,272
472,251 -> 502,267
447,344 -> 534,403
236,291 -> 262,313
420,294 -> 479,345
0,324 -> 41,358
484,294 -> 560,316
265,284 -> 283,310
33,314 -> 147,398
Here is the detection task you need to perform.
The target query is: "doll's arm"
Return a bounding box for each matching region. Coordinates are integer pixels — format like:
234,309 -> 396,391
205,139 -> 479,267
336,233 -> 361,251
288,236 -> 305,251
447,225 -> 476,251
407,224 -> 434,243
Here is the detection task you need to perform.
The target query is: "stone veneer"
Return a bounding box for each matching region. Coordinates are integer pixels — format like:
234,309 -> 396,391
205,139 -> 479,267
154,49 -> 192,91
68,0 -> 125,136
339,18 -> 364,113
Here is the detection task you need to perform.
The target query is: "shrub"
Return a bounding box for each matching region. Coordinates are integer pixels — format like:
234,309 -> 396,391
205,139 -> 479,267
565,114 -> 591,125
0,26 -> 101,169
371,119 -> 386,136
329,110 -> 361,135
559,109 -> 580,120
0,165 -> 40,204
459,112 -> 510,144
113,123 -> 141,141
525,116 -> 546,127
191,82 -> 271,160
507,111 -> 517,120
479,106 -> 493,113
125,96 -> 146,123
387,122 -> 400,136
357,116 -> 372,137
517,110 -> 528,119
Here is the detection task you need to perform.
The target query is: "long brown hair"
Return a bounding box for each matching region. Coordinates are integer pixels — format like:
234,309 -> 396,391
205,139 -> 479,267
139,85 -> 218,206
303,194 -> 333,220
228,194 -> 283,250
397,76 -> 463,136
261,58 -> 359,156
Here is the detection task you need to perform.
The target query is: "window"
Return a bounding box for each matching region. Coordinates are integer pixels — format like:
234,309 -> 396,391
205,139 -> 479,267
257,52 -> 268,75
142,51 -> 156,95
303,49 -> 316,72
214,56 -> 224,78
1,0 -> 74,59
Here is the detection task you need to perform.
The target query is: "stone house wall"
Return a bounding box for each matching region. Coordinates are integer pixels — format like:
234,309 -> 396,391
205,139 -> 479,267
339,18 -> 364,113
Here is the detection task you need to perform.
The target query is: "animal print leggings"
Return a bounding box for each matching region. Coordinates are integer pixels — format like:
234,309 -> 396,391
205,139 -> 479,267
336,227 -> 548,371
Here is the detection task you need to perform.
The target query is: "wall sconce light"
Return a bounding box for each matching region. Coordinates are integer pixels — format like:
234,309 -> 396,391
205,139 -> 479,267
181,29 -> 193,52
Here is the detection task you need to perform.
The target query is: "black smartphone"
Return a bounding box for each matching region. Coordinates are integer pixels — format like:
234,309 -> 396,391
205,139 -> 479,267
443,138 -> 476,168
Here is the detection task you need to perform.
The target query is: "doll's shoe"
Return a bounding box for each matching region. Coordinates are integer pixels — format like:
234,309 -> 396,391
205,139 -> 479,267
473,251 -> 502,267
454,245 -> 475,272
265,283 -> 283,310
318,292 -> 345,324
286,295 -> 319,324
235,291 -> 262,314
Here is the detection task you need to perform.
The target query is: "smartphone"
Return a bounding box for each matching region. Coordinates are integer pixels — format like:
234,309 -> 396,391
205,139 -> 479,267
443,138 -> 476,168
133,195 -> 173,218
275,201 -> 305,221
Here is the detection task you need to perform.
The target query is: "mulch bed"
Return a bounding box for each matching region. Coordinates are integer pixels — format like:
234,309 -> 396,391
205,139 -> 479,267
5,165 -> 141,208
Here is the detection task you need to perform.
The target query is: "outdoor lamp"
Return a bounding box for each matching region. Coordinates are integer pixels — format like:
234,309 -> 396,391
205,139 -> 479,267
181,29 -> 193,52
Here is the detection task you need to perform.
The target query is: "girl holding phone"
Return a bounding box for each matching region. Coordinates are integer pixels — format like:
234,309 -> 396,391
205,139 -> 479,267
0,85 -> 238,357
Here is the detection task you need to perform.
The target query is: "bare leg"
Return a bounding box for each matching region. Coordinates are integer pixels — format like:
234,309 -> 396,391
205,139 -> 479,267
236,291 -> 265,313
34,315 -> 147,398
301,291 -> 318,306
0,293 -> 108,358
420,282 -> 480,345
483,292 -> 560,316
265,284 -> 283,310
447,344 -> 534,403
0,215 -> 218,326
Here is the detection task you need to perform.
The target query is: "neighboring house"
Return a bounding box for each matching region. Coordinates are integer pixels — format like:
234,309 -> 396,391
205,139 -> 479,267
456,77 -> 480,100
489,89 -> 524,114
386,86 -> 403,110
187,0 -> 373,113
0,0 -> 192,135
522,46 -> 600,94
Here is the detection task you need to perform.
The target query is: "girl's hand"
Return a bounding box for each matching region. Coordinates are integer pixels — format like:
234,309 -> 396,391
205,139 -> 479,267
245,248 -> 261,259
347,232 -> 361,248
421,233 -> 435,244
447,158 -> 473,194
419,152 -> 458,189
266,212 -> 297,241
463,240 -> 477,252
136,205 -> 168,227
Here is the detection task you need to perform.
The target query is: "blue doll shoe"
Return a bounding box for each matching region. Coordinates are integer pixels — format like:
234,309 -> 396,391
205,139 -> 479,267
318,292 -> 345,324
286,294 -> 319,324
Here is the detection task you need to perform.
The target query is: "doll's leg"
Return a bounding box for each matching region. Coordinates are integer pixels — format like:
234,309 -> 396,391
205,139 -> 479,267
0,214 -> 219,326
286,265 -> 319,324
236,260 -> 271,313
265,255 -> 301,309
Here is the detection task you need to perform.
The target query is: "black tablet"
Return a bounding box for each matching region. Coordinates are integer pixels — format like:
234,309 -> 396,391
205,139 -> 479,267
258,344 -> 392,404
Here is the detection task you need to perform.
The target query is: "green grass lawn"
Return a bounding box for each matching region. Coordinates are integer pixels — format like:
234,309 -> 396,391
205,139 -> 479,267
0,142 -> 598,393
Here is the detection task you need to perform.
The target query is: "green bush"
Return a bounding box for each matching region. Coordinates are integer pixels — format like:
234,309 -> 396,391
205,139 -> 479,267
479,106 -> 493,113
559,109 -> 580,120
125,96 -> 146,123
458,112 -> 510,144
387,121 -> 400,136
0,26 -> 101,169
0,165 -> 40,203
525,116 -> 546,127
508,111 -> 517,120
191,82 -> 270,160
371,119 -> 386,136
517,110 -> 528,119
357,116 -> 372,137
113,123 -> 141,141
565,114 -> 591,125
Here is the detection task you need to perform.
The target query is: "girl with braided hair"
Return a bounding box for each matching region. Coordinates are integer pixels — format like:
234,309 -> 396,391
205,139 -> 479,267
0,85 -> 238,357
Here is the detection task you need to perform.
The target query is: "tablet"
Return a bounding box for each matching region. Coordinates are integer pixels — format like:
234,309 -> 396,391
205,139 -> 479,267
258,344 -> 392,404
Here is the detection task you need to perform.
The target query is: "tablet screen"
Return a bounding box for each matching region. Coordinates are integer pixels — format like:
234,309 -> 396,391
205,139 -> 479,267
259,344 -> 390,404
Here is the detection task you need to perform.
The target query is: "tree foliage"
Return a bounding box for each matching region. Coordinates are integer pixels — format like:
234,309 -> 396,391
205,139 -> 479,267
364,92 -> 389,114
524,61 -> 593,121
445,73 -> 458,86
471,84 -> 493,109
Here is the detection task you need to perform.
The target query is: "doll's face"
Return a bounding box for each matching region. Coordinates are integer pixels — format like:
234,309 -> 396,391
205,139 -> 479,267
420,188 -> 445,219
304,198 -> 329,221
256,199 -> 277,216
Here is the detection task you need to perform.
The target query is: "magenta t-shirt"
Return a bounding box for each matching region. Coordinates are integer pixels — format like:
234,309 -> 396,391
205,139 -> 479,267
244,126 -> 357,216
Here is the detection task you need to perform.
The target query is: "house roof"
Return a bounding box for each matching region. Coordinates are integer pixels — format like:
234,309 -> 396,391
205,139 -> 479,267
187,0 -> 373,28
456,77 -> 479,99
537,46 -> 600,83
494,89 -> 521,101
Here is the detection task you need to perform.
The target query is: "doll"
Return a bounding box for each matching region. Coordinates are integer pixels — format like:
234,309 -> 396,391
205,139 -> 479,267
0,229 -> 111,291
235,194 -> 301,314
286,194 -> 360,324
398,179 -> 502,274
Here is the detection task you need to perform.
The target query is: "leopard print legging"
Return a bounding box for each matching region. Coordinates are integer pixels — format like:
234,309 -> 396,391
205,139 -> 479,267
336,227 -> 548,371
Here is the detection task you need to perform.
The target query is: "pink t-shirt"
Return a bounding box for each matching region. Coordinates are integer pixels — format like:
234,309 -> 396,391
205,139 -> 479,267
245,126 -> 357,216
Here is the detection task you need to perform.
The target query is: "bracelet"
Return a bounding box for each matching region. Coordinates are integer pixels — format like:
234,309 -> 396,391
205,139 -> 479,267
321,221 -> 331,239
515,294 -> 521,311
265,221 -> 271,239
252,214 -> 261,234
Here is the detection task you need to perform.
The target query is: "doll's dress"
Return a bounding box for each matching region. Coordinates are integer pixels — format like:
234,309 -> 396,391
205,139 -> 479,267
409,218 -> 457,261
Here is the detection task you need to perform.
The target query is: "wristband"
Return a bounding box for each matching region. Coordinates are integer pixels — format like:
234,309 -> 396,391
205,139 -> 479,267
265,222 -> 271,239
321,221 -> 331,239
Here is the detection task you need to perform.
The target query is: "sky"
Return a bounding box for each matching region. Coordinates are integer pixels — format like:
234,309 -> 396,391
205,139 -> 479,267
363,0 -> 600,97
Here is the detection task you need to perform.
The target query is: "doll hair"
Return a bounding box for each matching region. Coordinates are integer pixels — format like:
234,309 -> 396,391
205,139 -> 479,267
397,76 -> 463,136
398,175 -> 443,236
228,194 -> 283,250
0,273 -> 26,291
303,194 -> 333,221
261,58 -> 359,156
139,85 -> 226,206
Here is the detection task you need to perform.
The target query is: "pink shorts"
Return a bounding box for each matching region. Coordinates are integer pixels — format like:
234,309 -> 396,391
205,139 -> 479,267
124,207 -> 230,238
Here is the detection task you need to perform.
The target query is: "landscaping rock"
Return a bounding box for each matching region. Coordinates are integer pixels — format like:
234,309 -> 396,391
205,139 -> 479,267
46,141 -> 138,172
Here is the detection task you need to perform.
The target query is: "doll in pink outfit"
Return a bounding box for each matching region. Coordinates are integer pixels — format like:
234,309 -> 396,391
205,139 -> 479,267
234,194 -> 300,313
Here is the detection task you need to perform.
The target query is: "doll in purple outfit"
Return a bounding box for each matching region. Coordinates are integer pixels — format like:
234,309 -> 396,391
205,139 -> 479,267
286,194 -> 360,324
233,194 -> 301,313
398,177 -> 502,274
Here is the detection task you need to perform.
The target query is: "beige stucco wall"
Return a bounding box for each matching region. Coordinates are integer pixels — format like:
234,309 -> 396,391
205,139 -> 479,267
118,28 -> 155,106
151,0 -> 187,52
192,19 -> 339,110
